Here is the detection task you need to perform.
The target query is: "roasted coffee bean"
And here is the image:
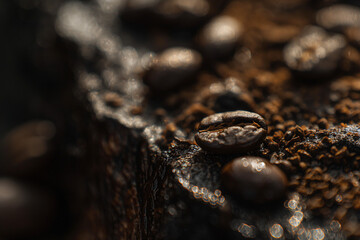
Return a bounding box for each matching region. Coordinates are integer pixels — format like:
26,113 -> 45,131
195,110 -> 267,153
212,91 -> 254,112
200,77 -> 255,112
283,26 -> 346,78
0,179 -> 56,238
221,156 -> 288,203
197,15 -> 243,60
316,4 -> 360,32
143,47 -> 202,91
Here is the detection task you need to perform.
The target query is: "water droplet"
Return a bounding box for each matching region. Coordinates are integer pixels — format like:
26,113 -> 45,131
214,189 -> 221,197
311,228 -> 325,240
288,199 -> 298,210
289,211 -> 303,227
335,194 -> 343,203
330,220 -> 341,232
238,223 -> 256,238
269,224 -> 284,238
168,206 -> 177,216
191,186 -> 199,193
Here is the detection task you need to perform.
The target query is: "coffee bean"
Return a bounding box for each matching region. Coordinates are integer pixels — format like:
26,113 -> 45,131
201,78 -> 255,112
197,15 -> 243,60
212,91 -> 254,112
221,156 -> 288,203
284,26 -> 346,79
143,47 -> 202,91
0,179 -> 56,238
316,4 -> 360,32
195,110 -> 267,153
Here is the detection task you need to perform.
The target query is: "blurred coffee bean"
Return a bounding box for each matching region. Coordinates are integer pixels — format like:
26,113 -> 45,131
195,110 -> 267,154
316,4 -> 360,32
197,16 -> 242,60
200,77 -> 255,112
2,121 -> 56,176
221,156 -> 288,203
212,92 -> 253,112
0,179 -> 56,238
283,26 -> 346,78
143,47 -> 202,91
